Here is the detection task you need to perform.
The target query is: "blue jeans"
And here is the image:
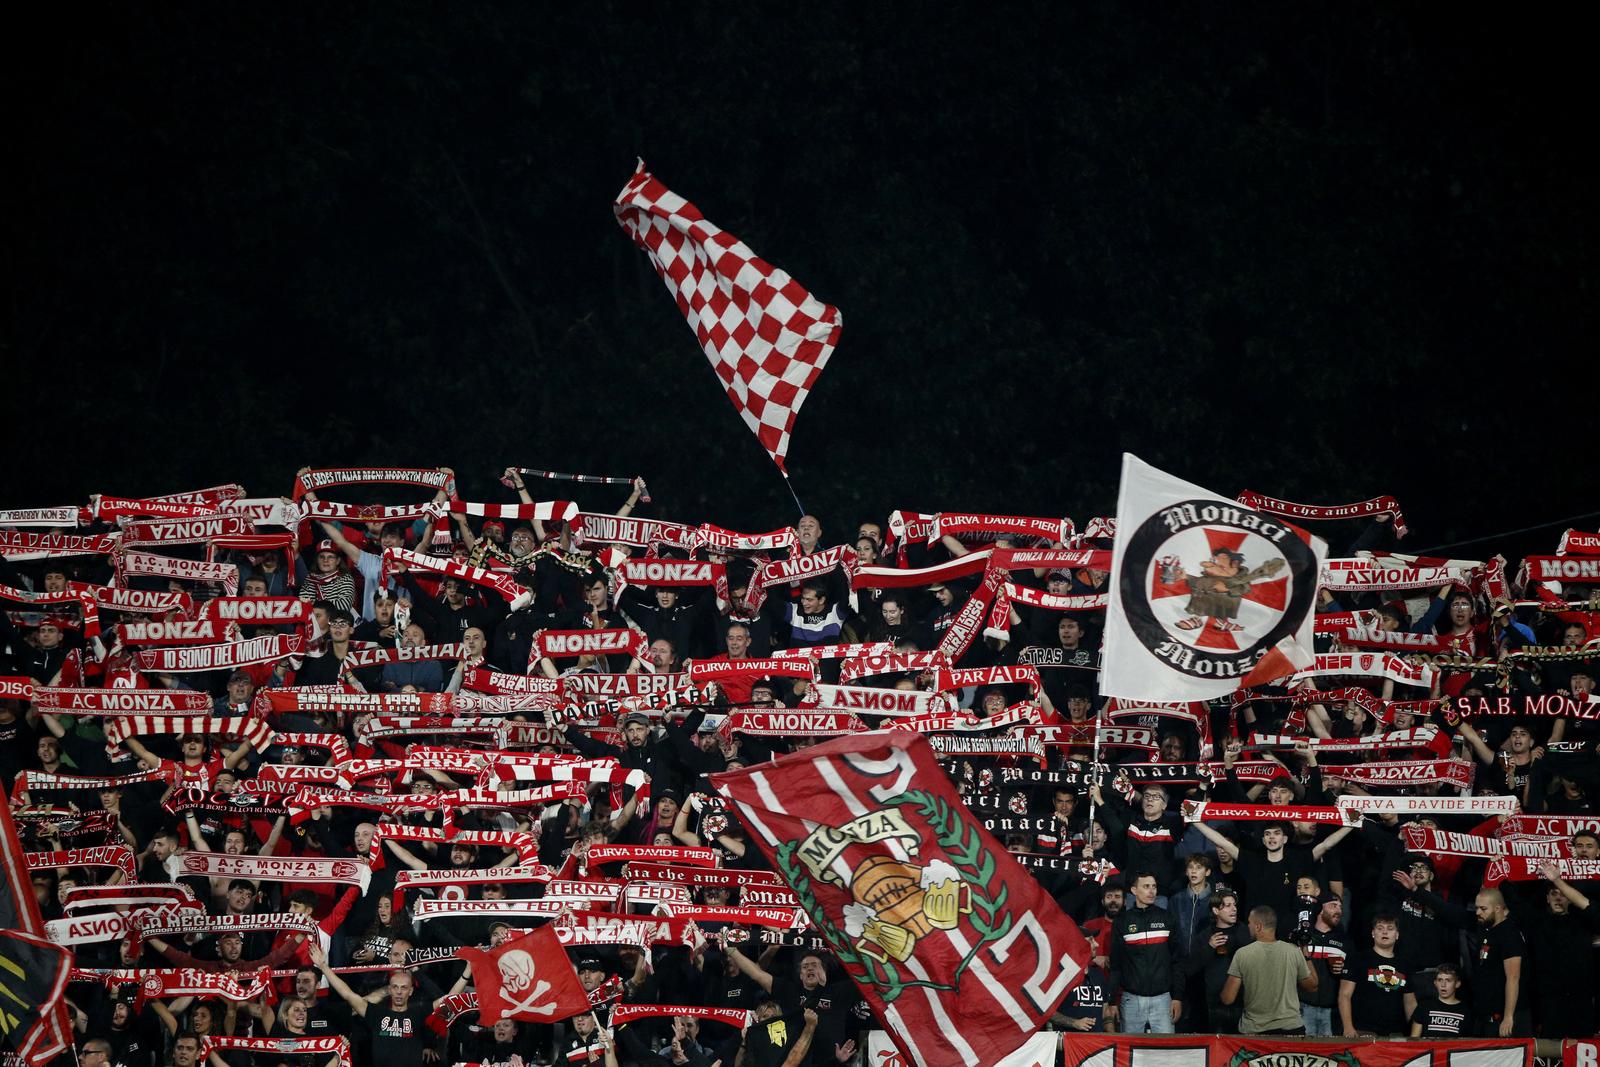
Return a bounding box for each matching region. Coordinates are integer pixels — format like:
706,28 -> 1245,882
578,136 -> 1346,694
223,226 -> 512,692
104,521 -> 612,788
1300,1004 -> 1332,1036
1121,992 -> 1175,1034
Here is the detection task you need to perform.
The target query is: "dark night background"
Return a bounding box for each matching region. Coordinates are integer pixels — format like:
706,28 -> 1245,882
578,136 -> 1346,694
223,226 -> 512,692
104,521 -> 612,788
5,5 -> 1594,557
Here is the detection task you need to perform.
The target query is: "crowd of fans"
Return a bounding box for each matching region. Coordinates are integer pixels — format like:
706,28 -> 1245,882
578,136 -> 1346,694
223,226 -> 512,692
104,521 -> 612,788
3,469 -> 1598,1067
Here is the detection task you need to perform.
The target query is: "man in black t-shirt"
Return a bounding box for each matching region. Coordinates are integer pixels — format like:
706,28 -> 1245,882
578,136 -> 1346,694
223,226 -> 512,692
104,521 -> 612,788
309,945 -> 439,1067
1194,820 -> 1355,926
1470,889 -> 1527,1037
1338,914 -> 1415,1037
726,944 -> 864,1066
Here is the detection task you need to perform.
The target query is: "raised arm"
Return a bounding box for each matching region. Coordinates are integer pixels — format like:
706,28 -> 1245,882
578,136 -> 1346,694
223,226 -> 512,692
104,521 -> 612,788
316,520 -> 364,567
778,1011 -> 819,1067
1311,822 -> 1356,862
722,941 -> 775,993
1192,820 -> 1240,862
308,943 -> 368,1016
1455,719 -> 1498,766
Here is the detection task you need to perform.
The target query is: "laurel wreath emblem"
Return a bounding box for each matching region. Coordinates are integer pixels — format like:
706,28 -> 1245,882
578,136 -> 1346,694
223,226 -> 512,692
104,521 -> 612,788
775,788 -> 1012,1004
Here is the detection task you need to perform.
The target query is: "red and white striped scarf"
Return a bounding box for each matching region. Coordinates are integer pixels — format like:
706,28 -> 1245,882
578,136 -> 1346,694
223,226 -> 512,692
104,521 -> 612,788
132,967 -> 275,1008
174,850 -> 371,891
119,617 -> 236,645
932,664 -> 1041,696
62,884 -> 198,914
450,499 -> 577,523
339,642 -> 462,672
14,767 -> 177,800
1003,583 -> 1109,612
94,585 -> 193,615
371,824 -> 541,866
742,544 -> 861,613
1288,652 -> 1435,688
102,715 -> 273,748
584,844 -> 720,869
1249,726 -> 1449,756
535,629 -> 647,661
92,495 -> 218,520
852,549 -> 994,590
1320,758 -> 1475,789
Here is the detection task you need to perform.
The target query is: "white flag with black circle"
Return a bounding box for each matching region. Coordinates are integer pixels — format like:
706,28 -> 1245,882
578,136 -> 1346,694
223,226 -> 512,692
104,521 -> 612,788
1100,454 -> 1326,701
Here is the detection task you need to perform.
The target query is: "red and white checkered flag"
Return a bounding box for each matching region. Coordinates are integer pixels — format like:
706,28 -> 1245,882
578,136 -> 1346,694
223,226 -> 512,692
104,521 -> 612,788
614,161 -> 842,474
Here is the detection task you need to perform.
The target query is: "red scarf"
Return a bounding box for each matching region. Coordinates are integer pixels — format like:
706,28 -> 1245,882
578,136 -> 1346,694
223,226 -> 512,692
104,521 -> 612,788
929,513 -> 1072,545
838,651 -> 949,683
119,617 -> 233,645
535,629 -> 647,661
25,845 -> 136,880
450,499 -> 577,522
383,546 -> 522,600
724,709 -> 867,736
743,544 -> 861,612
200,1037 -> 348,1067
1182,800 -> 1360,826
133,633 -> 305,674
0,530 -> 120,558
31,687 -> 213,714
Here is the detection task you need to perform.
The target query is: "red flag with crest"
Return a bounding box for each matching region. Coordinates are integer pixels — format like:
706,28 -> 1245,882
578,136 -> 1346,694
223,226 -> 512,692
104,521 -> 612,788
712,730 -> 1090,1067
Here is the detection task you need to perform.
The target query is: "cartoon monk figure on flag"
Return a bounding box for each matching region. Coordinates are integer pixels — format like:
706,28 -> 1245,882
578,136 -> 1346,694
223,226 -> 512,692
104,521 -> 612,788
1161,549 -> 1284,634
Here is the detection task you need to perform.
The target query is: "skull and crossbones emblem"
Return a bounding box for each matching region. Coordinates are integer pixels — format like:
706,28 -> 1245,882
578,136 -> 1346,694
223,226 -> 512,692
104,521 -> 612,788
497,950 -> 556,1016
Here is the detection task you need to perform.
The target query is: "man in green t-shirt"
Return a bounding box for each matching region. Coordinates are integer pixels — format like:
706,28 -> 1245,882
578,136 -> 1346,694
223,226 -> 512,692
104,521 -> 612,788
1221,906 -> 1317,1035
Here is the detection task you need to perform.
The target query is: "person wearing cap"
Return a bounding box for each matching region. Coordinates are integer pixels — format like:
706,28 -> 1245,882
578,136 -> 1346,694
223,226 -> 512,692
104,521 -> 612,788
574,957 -> 611,996
298,535 -> 356,614
1297,892 -> 1347,1035
214,670 -> 256,714
557,707 -> 676,794
22,618 -> 69,685
312,514 -> 409,621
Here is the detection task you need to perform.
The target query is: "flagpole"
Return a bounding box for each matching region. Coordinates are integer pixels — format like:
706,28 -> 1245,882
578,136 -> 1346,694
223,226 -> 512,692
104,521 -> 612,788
1087,706 -> 1106,848
780,471 -> 806,518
